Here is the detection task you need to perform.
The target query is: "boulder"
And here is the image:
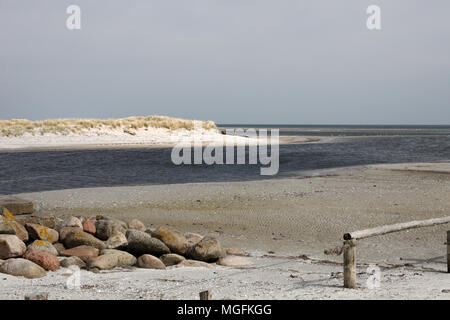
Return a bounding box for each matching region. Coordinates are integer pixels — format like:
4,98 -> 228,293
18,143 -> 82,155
160,253 -> 185,266
0,258 -> 46,278
16,216 -> 56,229
0,197 -> 34,215
128,219 -> 146,232
64,231 -> 106,250
25,223 -> 59,243
61,245 -> 99,262
136,254 -> 166,270
9,220 -> 29,242
225,248 -> 248,256
100,249 -> 136,267
185,232 -> 204,246
23,249 -> 60,271
175,259 -> 215,269
0,217 -> 15,235
186,236 -> 224,262
217,256 -> 253,267
0,234 -> 26,259
105,233 -> 128,249
82,220 -> 96,235
95,220 -> 126,240
153,226 -> 189,255
53,243 -> 66,255
60,256 -> 86,269
95,216 -> 128,229
87,254 -> 119,270
27,240 -> 59,256
126,230 -> 170,256
62,216 -> 83,229
59,227 -> 83,241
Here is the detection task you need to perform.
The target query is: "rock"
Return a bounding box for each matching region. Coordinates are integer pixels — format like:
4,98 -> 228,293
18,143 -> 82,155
0,216 -> 15,234
95,220 -> 126,240
105,232 -> 128,249
16,216 -> 56,229
64,231 -> 106,250
82,220 -> 96,235
153,226 -> 190,255
0,258 -> 46,278
27,240 -> 59,256
0,196 -> 34,215
87,254 -> 119,270
225,248 -> 249,256
0,215 -> 28,241
0,259 -> 4,265
61,245 -> 99,262
185,232 -> 204,246
128,219 -> 146,232
175,259 -> 215,269
160,253 -> 185,266
0,234 -> 26,259
9,220 -> 29,242
126,230 -> 170,256
217,256 -> 253,267
53,243 -> 66,255
95,216 -> 128,229
60,256 -> 86,269
136,254 -> 166,269
23,249 -> 60,271
25,223 -> 59,243
100,249 -> 136,267
62,216 -> 83,229
186,236 -> 224,262
59,227 -> 83,242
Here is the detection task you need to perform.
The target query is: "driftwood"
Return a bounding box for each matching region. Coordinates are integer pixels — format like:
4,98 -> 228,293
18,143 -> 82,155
344,216 -> 450,240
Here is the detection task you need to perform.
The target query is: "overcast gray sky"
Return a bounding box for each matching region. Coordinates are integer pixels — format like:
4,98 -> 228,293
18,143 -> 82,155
1,0 -> 449,124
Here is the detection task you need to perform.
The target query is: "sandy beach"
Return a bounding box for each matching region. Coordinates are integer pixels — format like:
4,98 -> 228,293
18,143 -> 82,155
3,162 -> 449,299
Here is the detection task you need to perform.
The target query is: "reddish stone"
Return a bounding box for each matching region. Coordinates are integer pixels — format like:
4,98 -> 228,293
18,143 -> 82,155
23,249 -> 59,271
82,220 -> 96,235
61,245 -> 99,262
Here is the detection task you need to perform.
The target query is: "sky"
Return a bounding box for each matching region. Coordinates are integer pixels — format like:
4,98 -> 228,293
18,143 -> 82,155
1,0 -> 449,124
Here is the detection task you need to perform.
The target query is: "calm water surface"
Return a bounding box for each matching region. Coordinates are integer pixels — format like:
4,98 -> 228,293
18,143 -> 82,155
1,125 -> 449,194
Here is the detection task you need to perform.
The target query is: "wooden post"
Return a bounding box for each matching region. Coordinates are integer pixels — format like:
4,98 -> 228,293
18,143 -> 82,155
447,231 -> 450,273
199,289 -> 212,300
343,240 -> 356,288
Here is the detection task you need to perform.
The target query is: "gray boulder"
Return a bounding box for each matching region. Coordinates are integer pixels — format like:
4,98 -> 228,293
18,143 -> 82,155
186,236 -> 224,262
126,230 -> 170,256
0,258 -> 46,278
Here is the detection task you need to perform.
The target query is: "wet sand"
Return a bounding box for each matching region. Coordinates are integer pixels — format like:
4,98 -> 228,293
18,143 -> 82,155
18,162 -> 450,264
3,162 -> 450,300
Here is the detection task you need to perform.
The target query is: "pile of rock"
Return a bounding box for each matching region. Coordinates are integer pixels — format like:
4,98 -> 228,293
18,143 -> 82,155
0,212 -> 250,279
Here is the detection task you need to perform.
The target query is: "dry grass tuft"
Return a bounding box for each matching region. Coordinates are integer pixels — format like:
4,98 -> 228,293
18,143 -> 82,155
0,116 -> 217,137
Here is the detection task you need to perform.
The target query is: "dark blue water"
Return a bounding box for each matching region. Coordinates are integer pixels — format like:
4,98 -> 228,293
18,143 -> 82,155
0,125 -> 449,195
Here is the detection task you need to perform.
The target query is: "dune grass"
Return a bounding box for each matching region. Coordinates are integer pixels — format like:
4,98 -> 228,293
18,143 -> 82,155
0,116 -> 217,137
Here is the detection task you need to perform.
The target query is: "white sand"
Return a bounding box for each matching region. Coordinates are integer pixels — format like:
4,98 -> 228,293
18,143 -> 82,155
1,255 -> 448,300
0,127 -> 256,151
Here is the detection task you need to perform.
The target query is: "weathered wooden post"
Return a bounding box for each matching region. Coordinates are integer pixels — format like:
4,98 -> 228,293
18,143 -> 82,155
343,240 -> 356,288
199,289 -> 212,300
447,230 -> 450,273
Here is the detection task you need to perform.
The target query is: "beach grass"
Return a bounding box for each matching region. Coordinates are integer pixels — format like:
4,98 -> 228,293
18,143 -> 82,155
0,116 -> 217,137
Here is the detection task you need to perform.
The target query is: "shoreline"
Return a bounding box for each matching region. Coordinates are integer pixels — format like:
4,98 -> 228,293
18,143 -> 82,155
3,162 -> 450,300
0,133 -> 325,153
